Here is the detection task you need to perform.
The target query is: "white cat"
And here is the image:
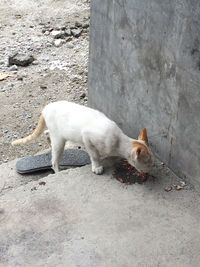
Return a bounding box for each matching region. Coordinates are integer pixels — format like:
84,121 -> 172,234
12,101 -> 153,174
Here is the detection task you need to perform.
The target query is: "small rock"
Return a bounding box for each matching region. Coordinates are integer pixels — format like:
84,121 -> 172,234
39,181 -> 46,186
66,43 -> 74,49
180,181 -> 186,187
75,21 -> 82,28
78,70 -> 84,75
44,31 -> 50,36
164,186 -> 172,192
66,37 -> 73,43
82,22 -> 89,29
65,29 -> 71,36
32,61 -> 39,65
9,65 -> 18,71
8,53 -> 35,67
71,28 -> 82,38
21,73 -> 27,78
40,85 -> 47,89
15,14 -> 22,19
80,92 -> 86,99
175,185 -> 184,191
82,28 -> 88,33
71,75 -> 80,82
53,39 -> 64,47
46,43 -> 53,48
17,76 -> 23,81
31,187 -> 37,191
43,57 -> 50,62
51,30 -> 65,39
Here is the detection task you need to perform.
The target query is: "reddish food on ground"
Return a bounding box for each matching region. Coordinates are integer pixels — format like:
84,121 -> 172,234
113,159 -> 151,184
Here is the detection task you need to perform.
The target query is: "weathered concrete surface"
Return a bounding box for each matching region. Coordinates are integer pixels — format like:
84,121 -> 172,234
88,0 -> 200,189
0,158 -> 200,267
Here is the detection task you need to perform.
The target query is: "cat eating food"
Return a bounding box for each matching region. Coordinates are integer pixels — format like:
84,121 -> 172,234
12,101 -> 153,174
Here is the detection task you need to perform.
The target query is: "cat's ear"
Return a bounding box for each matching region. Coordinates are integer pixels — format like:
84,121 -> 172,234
136,147 -> 141,157
138,128 -> 149,146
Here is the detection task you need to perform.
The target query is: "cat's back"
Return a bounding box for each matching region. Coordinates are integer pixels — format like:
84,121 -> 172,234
43,101 -> 82,113
42,101 -> 109,124
42,101 -> 121,143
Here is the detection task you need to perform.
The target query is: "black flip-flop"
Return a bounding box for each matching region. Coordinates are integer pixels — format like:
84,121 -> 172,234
16,149 -> 91,174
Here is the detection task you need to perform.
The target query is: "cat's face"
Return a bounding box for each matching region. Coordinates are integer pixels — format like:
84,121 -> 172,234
129,128 -> 153,173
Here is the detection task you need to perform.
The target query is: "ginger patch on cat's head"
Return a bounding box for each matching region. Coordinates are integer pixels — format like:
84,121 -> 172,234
131,141 -> 153,173
130,128 -> 153,173
132,141 -> 150,159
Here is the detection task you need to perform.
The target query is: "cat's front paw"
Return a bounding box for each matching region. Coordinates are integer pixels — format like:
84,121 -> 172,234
92,165 -> 104,175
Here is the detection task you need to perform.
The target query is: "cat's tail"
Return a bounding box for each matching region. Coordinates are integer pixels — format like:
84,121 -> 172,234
11,114 -> 46,146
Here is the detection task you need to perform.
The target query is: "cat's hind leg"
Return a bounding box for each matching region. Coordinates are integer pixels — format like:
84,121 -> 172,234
82,132 -> 103,175
51,137 -> 65,173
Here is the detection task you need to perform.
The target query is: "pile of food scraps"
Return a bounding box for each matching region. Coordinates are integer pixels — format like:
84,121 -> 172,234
113,159 -> 151,184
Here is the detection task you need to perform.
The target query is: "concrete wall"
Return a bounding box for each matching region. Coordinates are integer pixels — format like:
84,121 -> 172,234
88,0 -> 200,188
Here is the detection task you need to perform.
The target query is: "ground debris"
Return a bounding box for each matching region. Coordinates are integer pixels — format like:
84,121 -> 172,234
180,181 -> 186,187
39,181 -> 46,186
53,39 -> 64,47
8,53 -> 35,67
175,185 -> 183,191
51,30 -> 65,39
164,186 -> 173,192
164,181 -> 187,192
31,186 -> 37,191
0,73 -> 12,81
71,28 -> 82,38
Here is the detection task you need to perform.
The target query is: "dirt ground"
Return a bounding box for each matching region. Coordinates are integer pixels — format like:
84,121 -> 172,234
0,0 -> 90,164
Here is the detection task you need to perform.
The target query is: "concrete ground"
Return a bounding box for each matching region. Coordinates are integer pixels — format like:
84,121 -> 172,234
0,156 -> 200,267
